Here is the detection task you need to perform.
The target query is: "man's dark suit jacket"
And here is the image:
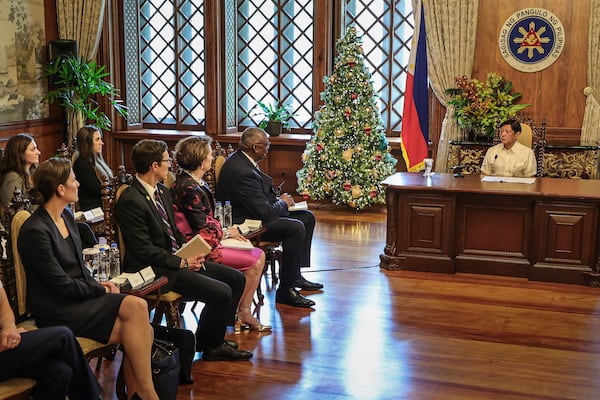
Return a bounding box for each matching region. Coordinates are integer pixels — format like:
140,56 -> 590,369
216,150 -> 288,225
116,178 -> 185,291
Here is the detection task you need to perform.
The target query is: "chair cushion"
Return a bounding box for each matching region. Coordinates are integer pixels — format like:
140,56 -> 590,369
145,291 -> 183,302
0,377 -> 36,398
76,336 -> 110,355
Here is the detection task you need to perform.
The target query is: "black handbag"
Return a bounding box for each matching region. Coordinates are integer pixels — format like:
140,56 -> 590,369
152,323 -> 196,384
151,339 -> 180,400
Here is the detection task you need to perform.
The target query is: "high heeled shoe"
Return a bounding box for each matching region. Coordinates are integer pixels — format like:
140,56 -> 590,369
248,322 -> 272,332
234,319 -> 250,333
237,308 -> 272,332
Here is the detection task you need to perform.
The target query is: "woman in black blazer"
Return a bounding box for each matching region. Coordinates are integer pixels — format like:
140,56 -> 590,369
18,158 -> 159,400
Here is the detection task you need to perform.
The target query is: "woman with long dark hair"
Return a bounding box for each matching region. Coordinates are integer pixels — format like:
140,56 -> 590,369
0,133 -> 40,205
73,125 -> 114,210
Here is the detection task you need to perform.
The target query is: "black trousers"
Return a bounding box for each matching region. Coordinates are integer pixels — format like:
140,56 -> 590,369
262,209 -> 315,286
171,262 -> 245,348
0,326 -> 101,400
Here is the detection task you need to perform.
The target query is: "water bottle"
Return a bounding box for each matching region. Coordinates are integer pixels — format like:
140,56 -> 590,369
223,201 -> 232,227
97,246 -> 109,282
109,243 -> 121,278
82,248 -> 99,279
214,201 -> 224,226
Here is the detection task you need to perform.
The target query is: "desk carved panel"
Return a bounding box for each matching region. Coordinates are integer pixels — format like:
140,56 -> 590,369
533,203 -> 597,268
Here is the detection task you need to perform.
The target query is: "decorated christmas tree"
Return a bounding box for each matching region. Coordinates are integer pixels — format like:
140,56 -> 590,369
296,27 -> 397,210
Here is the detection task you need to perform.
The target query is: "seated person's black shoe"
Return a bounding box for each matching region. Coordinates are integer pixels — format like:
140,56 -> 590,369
276,287 -> 316,308
224,339 -> 238,349
202,342 -> 253,361
292,276 -> 324,291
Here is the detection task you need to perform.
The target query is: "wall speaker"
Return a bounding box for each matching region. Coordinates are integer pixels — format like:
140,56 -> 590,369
48,40 -> 78,60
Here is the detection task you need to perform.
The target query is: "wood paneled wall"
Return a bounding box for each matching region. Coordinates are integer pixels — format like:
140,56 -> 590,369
466,1 -> 588,145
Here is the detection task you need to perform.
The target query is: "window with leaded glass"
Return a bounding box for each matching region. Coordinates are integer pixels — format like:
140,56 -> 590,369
345,0 -> 414,136
140,0 -> 206,128
237,0 -> 314,132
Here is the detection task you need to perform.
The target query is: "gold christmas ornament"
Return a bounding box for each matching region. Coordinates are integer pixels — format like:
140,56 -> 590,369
348,200 -> 356,208
342,148 -> 353,161
334,128 -> 343,137
301,151 -> 309,162
351,185 -> 362,198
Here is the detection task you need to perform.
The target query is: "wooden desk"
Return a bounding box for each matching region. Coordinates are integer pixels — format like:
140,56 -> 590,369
380,173 -> 600,285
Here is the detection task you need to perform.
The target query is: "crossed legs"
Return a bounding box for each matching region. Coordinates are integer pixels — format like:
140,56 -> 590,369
108,295 -> 158,400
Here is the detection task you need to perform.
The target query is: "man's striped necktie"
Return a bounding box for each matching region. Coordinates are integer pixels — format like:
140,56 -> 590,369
154,189 -> 179,251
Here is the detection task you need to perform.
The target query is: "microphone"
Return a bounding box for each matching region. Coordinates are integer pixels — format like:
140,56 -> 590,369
481,155 -> 498,174
277,172 -> 286,196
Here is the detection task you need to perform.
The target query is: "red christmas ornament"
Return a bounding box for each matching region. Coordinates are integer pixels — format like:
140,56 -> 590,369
343,107 -> 351,118
350,93 -> 358,100
364,126 -> 372,135
374,154 -> 382,161
349,62 -> 356,67
316,143 -> 324,152
370,190 -> 377,198
303,194 -> 309,200
343,181 -> 352,191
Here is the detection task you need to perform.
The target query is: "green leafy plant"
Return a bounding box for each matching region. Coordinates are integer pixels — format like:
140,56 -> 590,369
446,73 -> 529,139
40,56 -> 127,130
254,100 -> 295,129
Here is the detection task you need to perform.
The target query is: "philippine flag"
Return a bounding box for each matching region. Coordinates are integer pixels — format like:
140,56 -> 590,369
400,1 -> 429,172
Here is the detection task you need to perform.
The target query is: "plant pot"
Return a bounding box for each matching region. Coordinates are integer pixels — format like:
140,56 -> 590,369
582,271 -> 600,287
264,121 -> 282,137
469,126 -> 492,142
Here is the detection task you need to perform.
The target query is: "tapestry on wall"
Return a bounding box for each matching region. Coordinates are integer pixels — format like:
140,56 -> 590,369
0,0 -> 48,122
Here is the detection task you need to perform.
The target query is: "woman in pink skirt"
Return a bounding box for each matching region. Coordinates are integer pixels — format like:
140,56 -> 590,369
171,136 -> 270,332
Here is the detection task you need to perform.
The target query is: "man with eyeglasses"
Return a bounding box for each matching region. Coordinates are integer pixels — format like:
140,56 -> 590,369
217,127 -> 323,308
116,139 -> 253,361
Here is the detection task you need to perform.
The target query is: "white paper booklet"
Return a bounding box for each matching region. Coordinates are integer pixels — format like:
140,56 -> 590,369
175,234 -> 212,259
110,266 -> 156,290
288,200 -> 308,211
75,207 -> 104,223
236,219 -> 263,234
221,238 -> 255,250
481,176 -> 536,184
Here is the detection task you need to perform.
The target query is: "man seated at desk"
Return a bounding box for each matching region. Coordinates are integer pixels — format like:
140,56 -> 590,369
480,119 -> 537,177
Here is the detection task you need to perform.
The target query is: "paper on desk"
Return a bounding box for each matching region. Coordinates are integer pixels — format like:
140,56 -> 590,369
221,238 -> 255,250
288,200 -> 308,211
175,234 -> 212,259
481,176 -> 536,184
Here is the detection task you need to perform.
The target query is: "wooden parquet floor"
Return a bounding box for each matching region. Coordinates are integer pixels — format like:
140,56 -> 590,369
97,203 -> 600,399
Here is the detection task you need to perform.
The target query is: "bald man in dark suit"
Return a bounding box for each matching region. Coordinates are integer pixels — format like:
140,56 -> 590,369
216,127 -> 323,308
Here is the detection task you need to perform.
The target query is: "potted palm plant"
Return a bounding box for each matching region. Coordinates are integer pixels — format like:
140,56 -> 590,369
40,56 -> 127,144
254,100 -> 295,137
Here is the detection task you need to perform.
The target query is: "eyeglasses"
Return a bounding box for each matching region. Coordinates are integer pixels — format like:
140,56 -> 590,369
160,158 -> 173,164
253,142 -> 271,150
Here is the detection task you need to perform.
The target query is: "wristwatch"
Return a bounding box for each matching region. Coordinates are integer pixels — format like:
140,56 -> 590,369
223,227 -> 230,238
183,259 -> 189,269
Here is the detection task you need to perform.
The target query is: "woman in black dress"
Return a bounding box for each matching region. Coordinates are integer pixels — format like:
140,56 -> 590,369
73,125 -> 114,211
18,158 -> 158,400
